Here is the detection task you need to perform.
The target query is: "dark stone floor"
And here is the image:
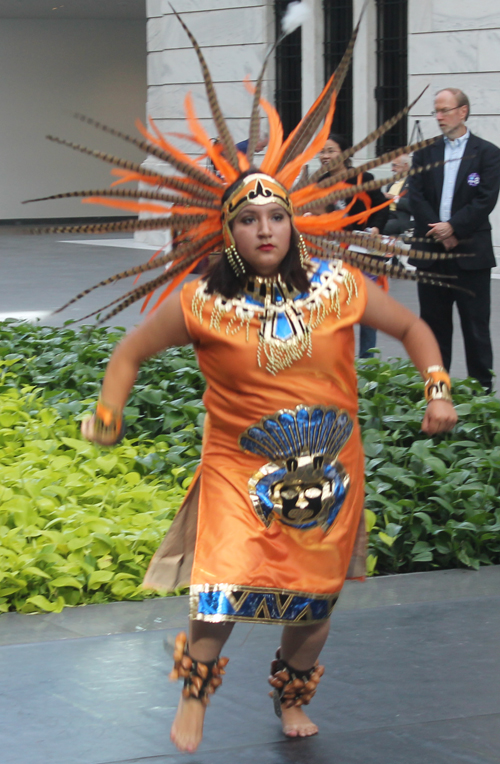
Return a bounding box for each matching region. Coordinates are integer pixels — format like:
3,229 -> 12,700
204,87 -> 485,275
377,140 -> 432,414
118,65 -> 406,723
1,566 -> 499,764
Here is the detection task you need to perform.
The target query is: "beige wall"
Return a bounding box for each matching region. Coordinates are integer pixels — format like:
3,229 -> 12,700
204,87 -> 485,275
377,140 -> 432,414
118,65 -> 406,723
0,19 -> 146,220
146,0 -> 269,154
141,0 -> 269,245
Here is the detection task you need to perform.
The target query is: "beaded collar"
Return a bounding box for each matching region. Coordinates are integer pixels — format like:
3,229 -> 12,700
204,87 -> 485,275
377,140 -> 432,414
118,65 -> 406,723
192,258 -> 358,375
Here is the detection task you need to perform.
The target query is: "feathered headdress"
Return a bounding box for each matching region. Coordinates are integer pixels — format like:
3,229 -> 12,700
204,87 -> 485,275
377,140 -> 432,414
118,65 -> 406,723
25,4 -> 463,324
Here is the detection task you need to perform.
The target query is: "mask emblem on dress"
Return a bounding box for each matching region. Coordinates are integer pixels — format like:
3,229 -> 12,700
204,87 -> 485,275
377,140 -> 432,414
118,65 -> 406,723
239,405 -> 352,533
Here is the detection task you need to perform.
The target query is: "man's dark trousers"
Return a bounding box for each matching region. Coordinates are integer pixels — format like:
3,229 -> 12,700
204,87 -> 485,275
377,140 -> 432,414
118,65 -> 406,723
417,261 -> 492,389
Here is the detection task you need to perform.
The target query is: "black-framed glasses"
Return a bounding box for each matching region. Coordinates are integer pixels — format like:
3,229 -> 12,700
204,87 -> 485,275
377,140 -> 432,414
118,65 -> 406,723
431,106 -> 463,116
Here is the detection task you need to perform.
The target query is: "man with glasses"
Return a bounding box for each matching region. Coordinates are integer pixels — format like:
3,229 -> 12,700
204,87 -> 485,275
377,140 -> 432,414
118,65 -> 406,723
409,88 -> 500,392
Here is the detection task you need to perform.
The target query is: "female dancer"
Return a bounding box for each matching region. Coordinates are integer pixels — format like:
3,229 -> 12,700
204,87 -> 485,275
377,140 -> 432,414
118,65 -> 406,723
35,10 -> 460,755
81,170 -> 457,752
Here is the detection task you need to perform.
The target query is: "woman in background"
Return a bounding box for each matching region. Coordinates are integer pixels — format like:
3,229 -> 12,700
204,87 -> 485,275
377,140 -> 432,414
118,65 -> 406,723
318,133 -> 389,358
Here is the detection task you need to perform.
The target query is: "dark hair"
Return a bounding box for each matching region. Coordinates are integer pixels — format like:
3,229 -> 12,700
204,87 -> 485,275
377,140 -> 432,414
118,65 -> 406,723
204,171 -> 310,299
327,133 -> 352,168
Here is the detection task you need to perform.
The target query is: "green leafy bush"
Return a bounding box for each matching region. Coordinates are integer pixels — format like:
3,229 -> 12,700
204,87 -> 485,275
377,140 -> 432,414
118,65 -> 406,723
0,320 -> 205,442
358,357 -> 500,575
1,322 -> 500,614
0,382 -> 192,614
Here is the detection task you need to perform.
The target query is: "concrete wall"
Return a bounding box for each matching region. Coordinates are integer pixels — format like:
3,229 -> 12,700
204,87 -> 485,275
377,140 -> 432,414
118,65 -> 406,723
408,0 -> 500,260
146,0 -> 270,153
142,0 -> 270,244
0,19 -> 146,220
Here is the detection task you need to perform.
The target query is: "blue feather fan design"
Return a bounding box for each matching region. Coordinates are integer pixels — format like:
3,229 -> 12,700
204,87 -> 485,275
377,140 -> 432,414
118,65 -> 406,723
239,405 -> 352,460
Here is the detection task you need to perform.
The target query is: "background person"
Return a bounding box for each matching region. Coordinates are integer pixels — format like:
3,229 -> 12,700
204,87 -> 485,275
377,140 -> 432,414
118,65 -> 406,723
383,154 -> 412,236
409,87 -> 500,392
318,133 -> 390,358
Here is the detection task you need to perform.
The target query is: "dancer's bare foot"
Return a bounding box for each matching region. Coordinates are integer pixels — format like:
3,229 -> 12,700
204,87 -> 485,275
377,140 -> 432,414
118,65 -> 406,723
281,705 -> 319,738
170,695 -> 206,753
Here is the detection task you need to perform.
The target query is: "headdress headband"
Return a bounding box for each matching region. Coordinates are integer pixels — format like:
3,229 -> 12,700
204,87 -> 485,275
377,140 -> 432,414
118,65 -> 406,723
221,173 -> 293,248
27,7 -> 458,324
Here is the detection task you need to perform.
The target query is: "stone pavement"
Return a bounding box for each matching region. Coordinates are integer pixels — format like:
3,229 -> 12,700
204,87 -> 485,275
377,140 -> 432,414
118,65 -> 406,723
0,566 -> 499,764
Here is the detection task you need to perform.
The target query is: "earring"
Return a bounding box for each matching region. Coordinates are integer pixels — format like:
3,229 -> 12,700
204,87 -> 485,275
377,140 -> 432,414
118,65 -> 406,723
225,244 -> 246,278
298,235 -> 309,267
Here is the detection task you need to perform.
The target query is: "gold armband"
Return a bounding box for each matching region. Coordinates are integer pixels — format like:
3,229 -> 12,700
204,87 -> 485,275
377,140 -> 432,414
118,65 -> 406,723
423,365 -> 452,403
94,397 -> 124,442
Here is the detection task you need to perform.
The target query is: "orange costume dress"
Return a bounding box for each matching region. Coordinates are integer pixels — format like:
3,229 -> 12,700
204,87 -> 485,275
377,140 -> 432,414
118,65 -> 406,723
144,257 -> 368,625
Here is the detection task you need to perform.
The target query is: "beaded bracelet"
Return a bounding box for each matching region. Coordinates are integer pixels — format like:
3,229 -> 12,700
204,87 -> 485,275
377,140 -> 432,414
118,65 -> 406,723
423,365 -> 453,403
94,397 -> 124,443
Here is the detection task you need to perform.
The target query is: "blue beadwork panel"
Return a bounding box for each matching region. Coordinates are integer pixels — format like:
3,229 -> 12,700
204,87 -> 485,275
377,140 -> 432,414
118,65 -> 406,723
239,405 -> 353,533
191,585 -> 339,624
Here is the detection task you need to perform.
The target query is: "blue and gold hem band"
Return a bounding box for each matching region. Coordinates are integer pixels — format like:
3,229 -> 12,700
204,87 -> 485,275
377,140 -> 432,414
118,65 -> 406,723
190,584 -> 339,625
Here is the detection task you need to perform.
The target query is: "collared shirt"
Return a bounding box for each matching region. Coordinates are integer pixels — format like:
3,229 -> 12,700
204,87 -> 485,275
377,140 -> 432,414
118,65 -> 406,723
387,179 -> 405,211
440,129 -> 470,221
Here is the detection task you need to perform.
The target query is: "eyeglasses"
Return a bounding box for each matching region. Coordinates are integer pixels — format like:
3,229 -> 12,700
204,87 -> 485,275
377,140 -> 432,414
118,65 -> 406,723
431,106 -> 463,116
319,147 -> 342,155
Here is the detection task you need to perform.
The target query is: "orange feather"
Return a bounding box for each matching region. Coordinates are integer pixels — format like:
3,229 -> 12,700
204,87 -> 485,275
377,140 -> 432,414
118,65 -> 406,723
276,93 -> 337,188
81,196 -> 214,217
184,93 -> 239,184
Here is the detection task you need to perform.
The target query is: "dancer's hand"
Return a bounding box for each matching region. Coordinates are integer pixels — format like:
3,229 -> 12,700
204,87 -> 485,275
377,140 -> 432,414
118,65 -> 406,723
421,400 -> 457,434
81,414 -> 121,446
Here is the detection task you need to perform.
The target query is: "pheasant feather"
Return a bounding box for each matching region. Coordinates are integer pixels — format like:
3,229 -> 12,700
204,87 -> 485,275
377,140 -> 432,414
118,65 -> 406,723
72,112 -> 219,189
53,232 -> 221,315
23,188 -> 219,210
276,6 -> 366,171
170,5 -> 240,171
297,159 -> 446,213
29,214 -> 207,237
307,231 -> 472,261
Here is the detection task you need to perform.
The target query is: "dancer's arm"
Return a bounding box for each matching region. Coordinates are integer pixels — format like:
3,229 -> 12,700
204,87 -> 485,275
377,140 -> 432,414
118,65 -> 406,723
360,277 -> 458,435
82,290 -> 191,444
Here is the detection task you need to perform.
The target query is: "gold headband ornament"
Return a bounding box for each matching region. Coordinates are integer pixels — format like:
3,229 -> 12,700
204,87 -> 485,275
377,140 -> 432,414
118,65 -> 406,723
221,173 -> 294,249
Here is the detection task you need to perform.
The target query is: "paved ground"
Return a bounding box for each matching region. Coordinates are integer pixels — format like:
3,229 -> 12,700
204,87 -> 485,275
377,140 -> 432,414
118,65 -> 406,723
1,229 -> 500,388
1,566 -> 499,764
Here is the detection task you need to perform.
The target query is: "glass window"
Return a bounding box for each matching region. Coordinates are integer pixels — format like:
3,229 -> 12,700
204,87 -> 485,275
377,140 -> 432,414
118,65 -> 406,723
375,0 -> 408,153
323,0 -> 353,145
275,0 -> 302,139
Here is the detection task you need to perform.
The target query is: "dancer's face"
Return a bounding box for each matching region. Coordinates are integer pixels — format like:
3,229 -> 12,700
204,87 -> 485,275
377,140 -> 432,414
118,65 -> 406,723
231,203 -> 292,277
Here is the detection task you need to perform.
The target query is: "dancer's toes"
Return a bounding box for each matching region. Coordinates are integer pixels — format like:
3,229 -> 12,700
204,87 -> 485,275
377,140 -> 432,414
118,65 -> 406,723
281,706 -> 319,738
170,695 -> 206,753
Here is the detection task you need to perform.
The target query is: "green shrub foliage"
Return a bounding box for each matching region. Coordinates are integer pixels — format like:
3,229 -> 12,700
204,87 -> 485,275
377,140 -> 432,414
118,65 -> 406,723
0,382 -> 196,614
358,357 -> 500,575
1,321 -> 499,613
